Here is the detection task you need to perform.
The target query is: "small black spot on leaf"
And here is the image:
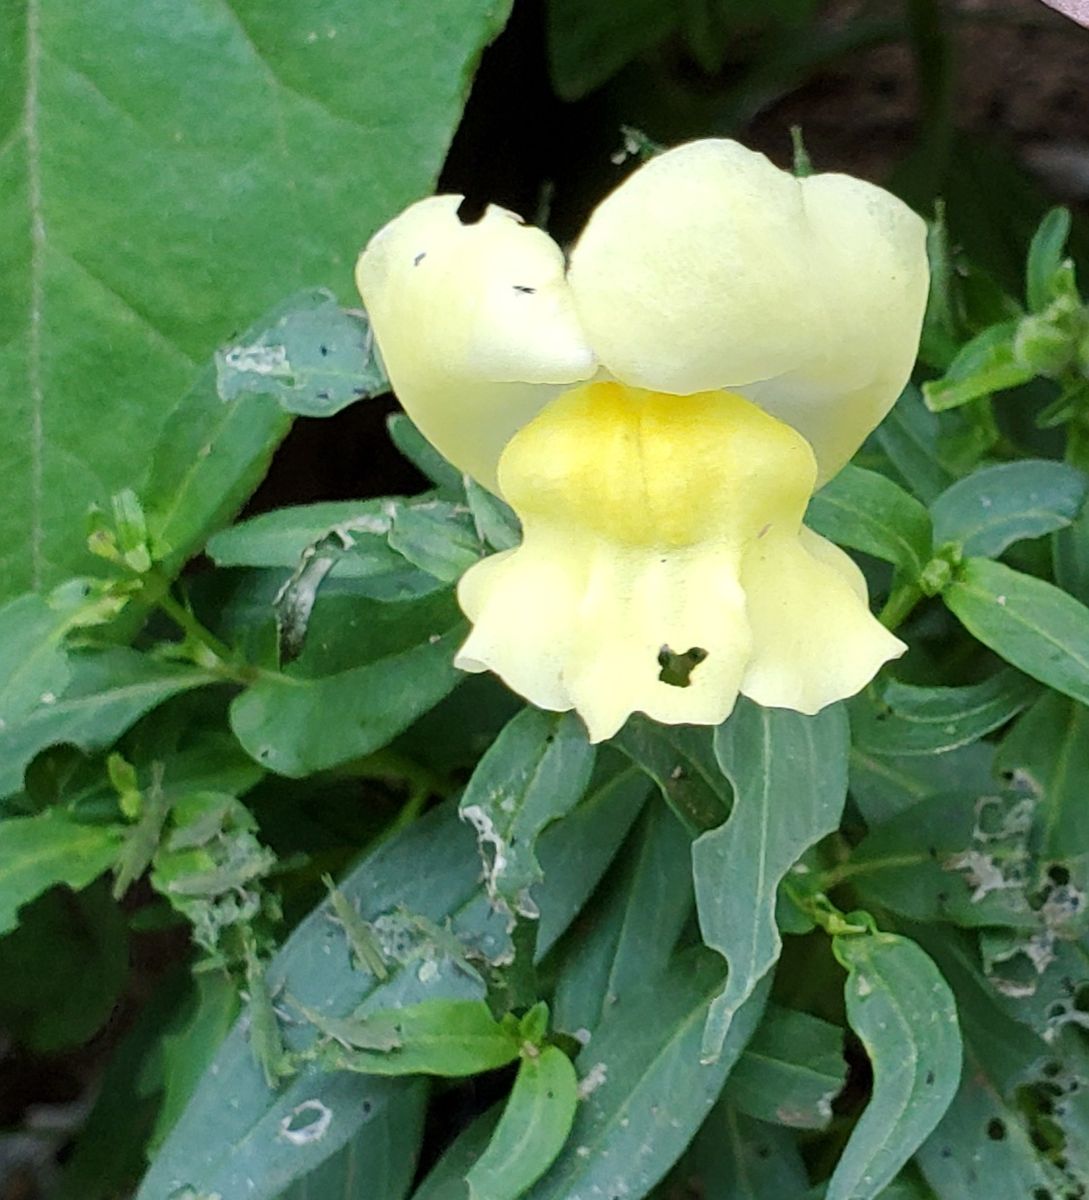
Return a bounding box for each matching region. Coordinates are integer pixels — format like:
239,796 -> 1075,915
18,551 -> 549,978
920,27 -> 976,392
987,1117 -> 1006,1140
925,1070 -> 935,1085
413,251 -> 427,266
513,284 -> 536,294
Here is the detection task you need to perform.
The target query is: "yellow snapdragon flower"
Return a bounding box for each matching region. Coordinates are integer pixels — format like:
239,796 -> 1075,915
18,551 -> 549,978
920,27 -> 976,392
356,139 -> 928,743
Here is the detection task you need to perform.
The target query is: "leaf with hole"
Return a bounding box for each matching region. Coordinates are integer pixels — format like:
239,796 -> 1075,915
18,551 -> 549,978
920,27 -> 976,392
138,772 -> 640,1200
459,707 -> 596,918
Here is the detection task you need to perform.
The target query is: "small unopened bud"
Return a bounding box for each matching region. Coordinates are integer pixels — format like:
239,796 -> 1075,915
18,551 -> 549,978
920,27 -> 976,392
1013,313 -> 1076,378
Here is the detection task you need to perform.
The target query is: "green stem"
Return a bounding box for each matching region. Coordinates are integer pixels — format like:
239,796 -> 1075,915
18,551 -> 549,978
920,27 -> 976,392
150,573 -> 256,683
878,581 -> 923,631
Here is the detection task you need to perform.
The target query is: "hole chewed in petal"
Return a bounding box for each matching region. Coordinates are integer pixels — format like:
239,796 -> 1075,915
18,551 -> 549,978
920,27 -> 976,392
454,381 -> 904,742
657,645 -> 709,688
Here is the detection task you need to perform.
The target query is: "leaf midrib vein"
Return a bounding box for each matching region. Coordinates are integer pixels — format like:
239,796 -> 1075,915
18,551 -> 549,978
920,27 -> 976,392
25,0 -> 44,588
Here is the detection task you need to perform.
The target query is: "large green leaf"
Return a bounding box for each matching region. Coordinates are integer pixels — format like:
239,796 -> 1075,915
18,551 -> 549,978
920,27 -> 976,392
0,0 -> 512,599
944,557 -> 1089,706
930,460 -> 1088,558
459,707 -> 596,918
694,699 -> 848,1061
826,932 -> 961,1200
0,807 -> 123,934
0,591 -> 72,726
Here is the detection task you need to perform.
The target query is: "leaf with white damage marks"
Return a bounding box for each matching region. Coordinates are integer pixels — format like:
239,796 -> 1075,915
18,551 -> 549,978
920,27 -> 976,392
825,930 -> 961,1200
695,699 -> 849,1062
460,708 -> 596,918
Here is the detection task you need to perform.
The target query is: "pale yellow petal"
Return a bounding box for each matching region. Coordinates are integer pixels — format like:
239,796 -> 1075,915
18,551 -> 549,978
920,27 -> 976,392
567,140 -> 928,483
739,531 -> 906,713
455,381 -> 829,742
355,195 -> 596,492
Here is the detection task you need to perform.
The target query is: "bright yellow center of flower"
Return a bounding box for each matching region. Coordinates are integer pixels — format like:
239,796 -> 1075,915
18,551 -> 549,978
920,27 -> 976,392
499,381 -> 815,549
455,382 -> 905,742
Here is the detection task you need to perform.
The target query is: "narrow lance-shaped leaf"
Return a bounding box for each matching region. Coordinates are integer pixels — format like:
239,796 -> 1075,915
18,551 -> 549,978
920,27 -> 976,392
466,1046 -> 579,1200
551,797 -> 694,1036
723,1006 -> 847,1131
681,1105 -> 811,1199
229,625 -> 466,777
922,322 -> 1033,412
1026,206 -> 1073,312
848,668 -> 1037,758
872,386 -> 958,505
525,949 -> 770,1200
944,557 -> 1089,707
695,699 -> 849,1062
610,717 -> 730,834
825,931 -> 961,1200
459,708 -> 596,918
805,464 -> 933,579
931,460 -> 1088,558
